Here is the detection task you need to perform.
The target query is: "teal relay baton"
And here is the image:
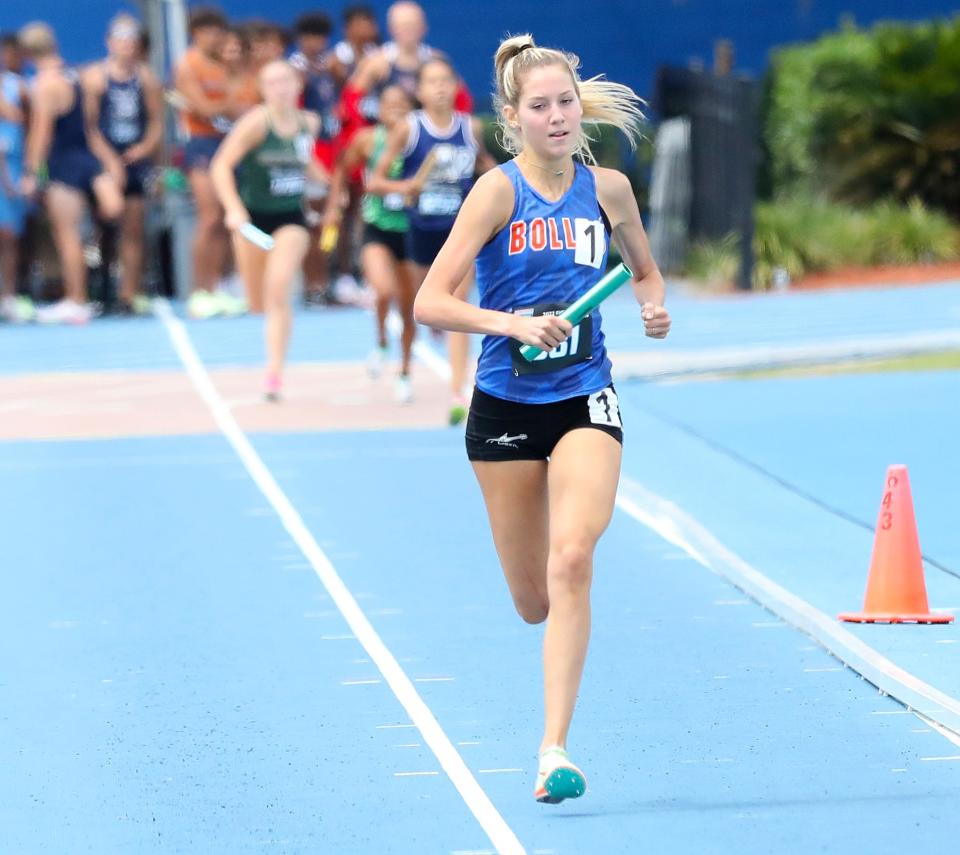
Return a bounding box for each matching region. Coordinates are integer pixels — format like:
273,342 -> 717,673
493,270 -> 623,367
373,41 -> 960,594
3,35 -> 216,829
518,262 -> 633,361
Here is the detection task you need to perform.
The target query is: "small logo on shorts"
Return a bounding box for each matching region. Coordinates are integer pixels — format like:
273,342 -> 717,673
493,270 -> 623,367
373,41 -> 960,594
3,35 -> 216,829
485,432 -> 528,449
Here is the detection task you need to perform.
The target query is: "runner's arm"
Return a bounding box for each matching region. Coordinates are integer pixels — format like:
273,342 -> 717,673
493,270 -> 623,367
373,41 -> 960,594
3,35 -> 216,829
210,108 -> 267,228
413,168 -> 572,351
365,120 -> 417,197
593,166 -> 670,338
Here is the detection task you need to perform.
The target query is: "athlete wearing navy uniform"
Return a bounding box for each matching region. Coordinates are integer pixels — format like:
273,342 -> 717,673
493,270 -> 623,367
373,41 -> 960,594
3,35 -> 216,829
85,14 -> 163,312
414,35 -> 671,804
19,22 -> 123,324
368,56 -> 495,424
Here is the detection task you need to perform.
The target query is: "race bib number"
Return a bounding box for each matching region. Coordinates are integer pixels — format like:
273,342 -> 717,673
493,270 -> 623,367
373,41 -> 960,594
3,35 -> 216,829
574,217 -> 605,269
588,386 -> 622,428
269,169 -> 306,197
509,303 -> 593,375
418,186 -> 463,217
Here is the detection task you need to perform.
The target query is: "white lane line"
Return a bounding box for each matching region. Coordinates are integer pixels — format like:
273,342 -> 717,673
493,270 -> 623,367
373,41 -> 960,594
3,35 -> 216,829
615,475 -> 960,742
416,677 -> 456,683
155,300 -> 525,855
376,723 -> 418,730
394,743 -> 422,748
914,713 -> 960,748
341,679 -> 382,686
872,710 -> 912,716
395,770 -> 441,777
920,755 -> 960,762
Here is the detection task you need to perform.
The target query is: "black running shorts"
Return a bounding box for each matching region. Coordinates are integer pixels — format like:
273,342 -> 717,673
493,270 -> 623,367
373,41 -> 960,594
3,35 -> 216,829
465,385 -> 624,462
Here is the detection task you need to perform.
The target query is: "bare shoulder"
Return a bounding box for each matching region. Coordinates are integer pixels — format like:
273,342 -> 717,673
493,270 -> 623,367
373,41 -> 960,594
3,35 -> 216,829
467,166 -> 514,219
81,63 -> 106,92
589,165 -> 633,200
230,105 -> 269,145
589,165 -> 638,227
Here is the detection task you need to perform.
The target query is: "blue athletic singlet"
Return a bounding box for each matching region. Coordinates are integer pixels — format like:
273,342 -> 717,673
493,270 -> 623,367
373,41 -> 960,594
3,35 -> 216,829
474,160 -> 614,404
50,75 -> 89,158
400,110 -> 476,232
0,71 -> 24,161
48,72 -> 102,192
290,51 -> 341,141
99,69 -> 146,150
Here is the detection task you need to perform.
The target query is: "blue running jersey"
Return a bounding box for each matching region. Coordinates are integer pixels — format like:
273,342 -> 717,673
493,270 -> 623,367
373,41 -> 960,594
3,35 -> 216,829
474,160 -> 614,404
99,70 -> 147,150
401,110 -> 476,231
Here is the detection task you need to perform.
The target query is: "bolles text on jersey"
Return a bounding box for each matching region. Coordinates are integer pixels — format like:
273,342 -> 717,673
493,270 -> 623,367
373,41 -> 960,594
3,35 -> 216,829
508,217 -> 577,256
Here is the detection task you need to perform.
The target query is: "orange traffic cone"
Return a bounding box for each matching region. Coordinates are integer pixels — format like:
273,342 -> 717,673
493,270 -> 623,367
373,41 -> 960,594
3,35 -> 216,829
839,465 -> 953,624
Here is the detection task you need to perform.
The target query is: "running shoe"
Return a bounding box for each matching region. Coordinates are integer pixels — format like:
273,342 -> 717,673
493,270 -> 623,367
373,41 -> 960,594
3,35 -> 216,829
35,298 -> 91,325
367,344 -> 388,378
448,395 -> 468,426
534,746 -> 587,804
187,289 -> 221,320
0,294 -> 36,323
394,373 -> 413,404
214,289 -> 247,317
264,372 -> 282,403
131,294 -> 153,316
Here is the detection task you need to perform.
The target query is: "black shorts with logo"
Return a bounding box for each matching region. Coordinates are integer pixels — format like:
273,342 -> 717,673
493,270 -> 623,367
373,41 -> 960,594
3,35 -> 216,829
465,385 -> 624,462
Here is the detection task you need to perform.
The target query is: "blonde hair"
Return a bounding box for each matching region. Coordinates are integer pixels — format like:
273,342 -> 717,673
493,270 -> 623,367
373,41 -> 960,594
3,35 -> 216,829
493,33 -> 645,164
19,22 -> 57,58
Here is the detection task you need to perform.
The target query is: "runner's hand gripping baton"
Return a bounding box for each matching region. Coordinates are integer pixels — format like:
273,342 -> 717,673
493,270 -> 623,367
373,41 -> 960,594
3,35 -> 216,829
518,262 -> 633,361
239,222 -> 275,251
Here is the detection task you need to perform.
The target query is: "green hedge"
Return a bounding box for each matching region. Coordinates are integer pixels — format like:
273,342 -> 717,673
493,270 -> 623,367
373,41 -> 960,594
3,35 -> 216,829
686,197 -> 960,289
764,17 -> 960,216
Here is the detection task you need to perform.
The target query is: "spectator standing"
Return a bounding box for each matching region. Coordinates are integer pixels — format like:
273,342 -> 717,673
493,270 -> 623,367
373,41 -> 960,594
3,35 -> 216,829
174,6 -> 243,319
84,14 -> 163,315
0,32 -> 32,322
20,22 -> 123,325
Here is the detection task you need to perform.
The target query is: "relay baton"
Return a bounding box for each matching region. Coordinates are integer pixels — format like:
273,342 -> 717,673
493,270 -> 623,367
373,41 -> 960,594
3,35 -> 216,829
519,262 -> 633,361
239,222 -> 275,251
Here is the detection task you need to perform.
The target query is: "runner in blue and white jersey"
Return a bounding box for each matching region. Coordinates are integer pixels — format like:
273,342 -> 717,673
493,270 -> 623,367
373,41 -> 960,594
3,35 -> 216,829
413,34 -> 671,805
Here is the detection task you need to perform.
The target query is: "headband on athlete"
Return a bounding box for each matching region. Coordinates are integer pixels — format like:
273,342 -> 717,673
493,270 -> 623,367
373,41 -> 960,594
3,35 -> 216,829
110,22 -> 142,40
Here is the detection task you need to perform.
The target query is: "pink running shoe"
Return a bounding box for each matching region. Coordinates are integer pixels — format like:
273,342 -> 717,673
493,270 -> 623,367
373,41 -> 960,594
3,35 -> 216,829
264,373 -> 282,403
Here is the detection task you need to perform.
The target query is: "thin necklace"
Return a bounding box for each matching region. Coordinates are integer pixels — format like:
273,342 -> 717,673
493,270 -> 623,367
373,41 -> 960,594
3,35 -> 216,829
520,152 -> 567,177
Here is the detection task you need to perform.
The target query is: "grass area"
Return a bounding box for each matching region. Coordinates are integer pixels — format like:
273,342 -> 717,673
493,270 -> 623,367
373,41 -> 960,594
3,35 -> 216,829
734,350 -> 960,380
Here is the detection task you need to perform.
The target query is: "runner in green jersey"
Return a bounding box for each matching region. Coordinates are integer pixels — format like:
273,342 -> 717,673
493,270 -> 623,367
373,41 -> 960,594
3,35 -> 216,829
211,59 -> 329,401
326,85 -> 421,403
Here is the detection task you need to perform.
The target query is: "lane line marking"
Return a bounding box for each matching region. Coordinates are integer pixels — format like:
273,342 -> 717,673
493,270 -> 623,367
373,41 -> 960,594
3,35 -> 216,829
616,475 -> 960,741
376,724 -> 417,730
920,755 -> 960,762
341,679 -> 382,686
395,770 -> 441,777
155,300 -> 525,855
416,677 -> 456,683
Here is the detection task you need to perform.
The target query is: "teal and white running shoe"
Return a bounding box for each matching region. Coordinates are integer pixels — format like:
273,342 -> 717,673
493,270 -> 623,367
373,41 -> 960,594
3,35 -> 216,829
534,746 -> 586,804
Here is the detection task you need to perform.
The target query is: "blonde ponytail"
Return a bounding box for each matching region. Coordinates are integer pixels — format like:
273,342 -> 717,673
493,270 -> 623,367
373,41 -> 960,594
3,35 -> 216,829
493,33 -> 645,164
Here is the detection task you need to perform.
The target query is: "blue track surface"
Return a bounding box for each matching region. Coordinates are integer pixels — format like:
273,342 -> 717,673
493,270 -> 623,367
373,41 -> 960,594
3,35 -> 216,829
2,285 -> 959,852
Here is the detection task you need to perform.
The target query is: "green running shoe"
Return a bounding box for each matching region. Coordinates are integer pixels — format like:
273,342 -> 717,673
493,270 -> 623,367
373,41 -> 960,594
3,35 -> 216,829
534,746 -> 586,804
